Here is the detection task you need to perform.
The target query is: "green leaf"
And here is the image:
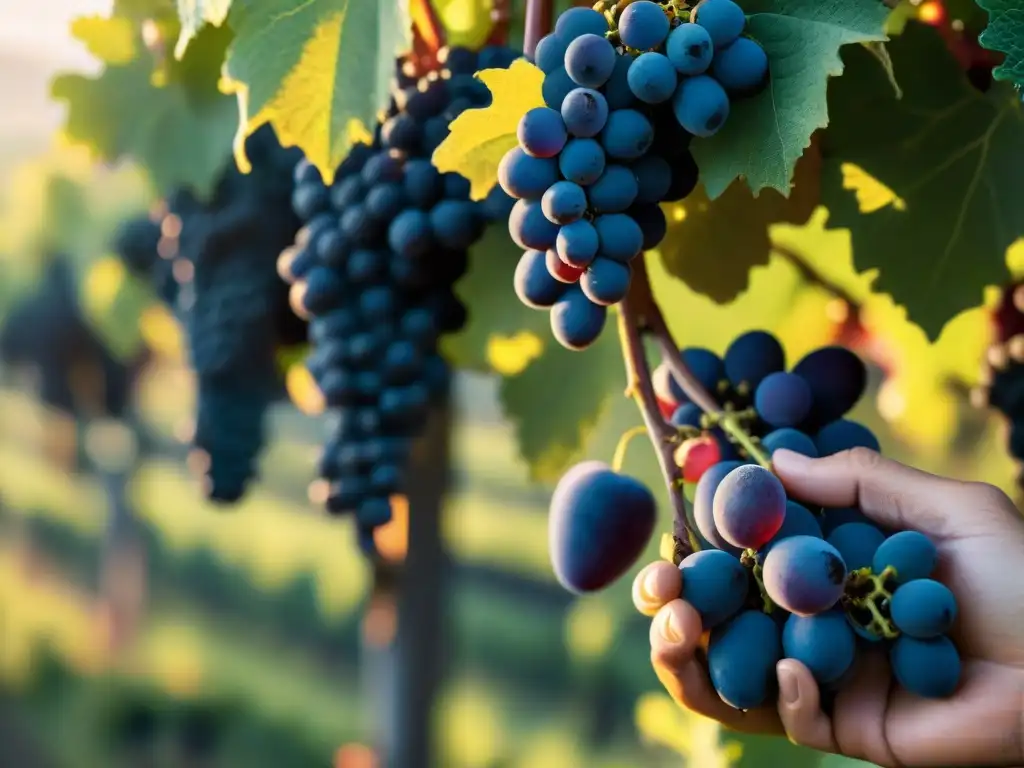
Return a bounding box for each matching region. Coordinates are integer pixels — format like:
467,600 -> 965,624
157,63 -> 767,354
693,0 -> 889,199
52,19 -> 237,199
658,144 -> 820,303
222,0 -> 410,184
498,322 -> 623,482
175,0 -> 233,58
821,21 -> 1024,340
978,0 -> 1024,88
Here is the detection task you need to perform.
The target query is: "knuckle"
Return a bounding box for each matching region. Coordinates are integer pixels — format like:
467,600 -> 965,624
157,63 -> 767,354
966,480 -> 1013,511
844,446 -> 884,472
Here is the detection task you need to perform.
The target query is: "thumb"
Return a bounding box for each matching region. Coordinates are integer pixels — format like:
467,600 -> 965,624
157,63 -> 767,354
771,447 -> 980,539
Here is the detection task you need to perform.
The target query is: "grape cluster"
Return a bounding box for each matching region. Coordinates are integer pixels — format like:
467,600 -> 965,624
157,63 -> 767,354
507,0 -> 767,350
279,45 -> 519,551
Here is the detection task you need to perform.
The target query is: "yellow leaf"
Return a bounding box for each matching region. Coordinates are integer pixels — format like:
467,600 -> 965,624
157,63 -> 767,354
434,0 -> 495,50
486,331 -> 543,375
840,162 -> 907,214
70,15 -> 138,65
432,59 -> 545,200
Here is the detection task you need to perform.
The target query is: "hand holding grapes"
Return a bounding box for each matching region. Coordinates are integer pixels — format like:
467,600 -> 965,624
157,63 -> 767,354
633,447 -> 1024,767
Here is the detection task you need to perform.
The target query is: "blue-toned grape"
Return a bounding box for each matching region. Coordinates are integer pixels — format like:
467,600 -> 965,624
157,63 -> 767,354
293,181 -> 330,220
891,579 -> 958,639
724,330 -> 785,390
631,156 -> 672,204
509,199 -> 560,250
763,501 -> 823,553
580,258 -> 631,306
670,402 -> 703,428
673,75 -> 731,137
559,138 -> 606,185
694,0 -> 747,48
300,267 -> 346,316
713,464 -> 787,549
819,507 -> 871,537
518,107 -> 568,158
763,535 -> 847,616
827,522 -> 885,571
403,159 -> 444,208
546,248 -> 585,283
542,181 -> 588,224
890,635 -> 961,698
629,202 -> 668,249
783,610 -> 856,684
815,419 -> 881,456
381,112 -> 423,152
627,52 -> 678,104
756,371 -> 812,428
365,183 -> 407,221
708,610 -> 782,710
619,1 -> 671,50
551,286 -> 607,350
679,549 -> 749,628
557,220 -> 600,269
315,228 -> 349,269
430,200 -> 484,249
712,37 -> 769,93
388,209 -> 434,258
588,165 -> 639,213
693,460 -> 746,557
561,88 -> 610,138
594,213 -> 644,263
762,428 -> 819,458
535,33 -> 569,73
483,184 -> 517,221
515,249 -> 568,309
361,152 -> 405,186
330,175 -> 364,211
872,531 -> 938,585
478,44 -> 520,69
543,66 -> 577,111
600,109 -> 654,160
565,34 -> 617,88
443,172 -> 471,199
555,7 -> 610,41
441,45 -> 478,74
604,54 -> 637,109
666,22 -> 714,75
792,346 -> 867,429
340,204 -> 383,246
498,146 -> 560,199
665,348 -> 725,403
664,151 -> 700,201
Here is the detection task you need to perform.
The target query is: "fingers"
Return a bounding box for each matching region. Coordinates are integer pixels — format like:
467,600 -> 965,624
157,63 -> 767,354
632,561 -> 681,617
772,448 -> 976,539
776,660 -> 837,753
831,648 -> 900,767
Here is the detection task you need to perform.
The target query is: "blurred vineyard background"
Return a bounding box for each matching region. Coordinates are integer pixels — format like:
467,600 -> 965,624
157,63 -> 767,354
0,3 -> 1018,768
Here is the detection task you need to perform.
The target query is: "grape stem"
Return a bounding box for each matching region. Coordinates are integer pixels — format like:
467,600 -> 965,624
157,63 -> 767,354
524,0 -> 554,58
618,266 -> 693,563
610,425 -> 650,473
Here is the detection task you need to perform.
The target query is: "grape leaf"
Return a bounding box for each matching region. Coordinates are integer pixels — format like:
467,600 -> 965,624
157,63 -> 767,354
52,19 -> 237,199
692,0 -> 889,200
70,16 -> 138,64
977,0 -> 1024,88
432,59 -> 545,200
820,21 -> 1024,340
658,140 -> 820,303
499,321 -> 624,481
222,0 -> 410,185
175,0 -> 233,58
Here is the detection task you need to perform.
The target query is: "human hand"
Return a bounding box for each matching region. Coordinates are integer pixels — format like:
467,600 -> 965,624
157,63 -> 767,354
633,447 -> 1024,767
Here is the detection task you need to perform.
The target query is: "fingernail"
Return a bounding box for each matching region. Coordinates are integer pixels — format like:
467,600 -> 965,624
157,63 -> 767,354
641,568 -> 663,604
659,607 -> 682,644
777,663 -> 799,705
772,449 -> 810,471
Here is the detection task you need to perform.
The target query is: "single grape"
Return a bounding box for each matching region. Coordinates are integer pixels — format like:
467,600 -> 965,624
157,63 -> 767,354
330,175 -> 364,212
819,506 -> 871,538
546,248 -> 585,283
300,267 -> 346,316
712,37 -> 769,93
666,22 -> 715,75
665,348 -> 726,402
763,535 -> 847,616
826,522 -> 886,571
441,45 -> 478,74
509,199 -> 560,250
403,159 -> 444,209
629,202 -> 668,249
679,549 -> 749,628
588,165 -> 639,213
543,66 -> 577,111
381,112 -> 423,152
561,88 -> 611,138
542,181 -> 588,224
791,346 -> 867,429
763,501 -> 823,554
548,461 -> 656,593
693,0 -> 747,48
565,34 -> 617,88
534,33 -> 569,73
515,249 -> 568,309
670,402 -> 703,429
673,75 -> 731,137
664,152 -> 700,201
556,220 -> 600,269
498,146 -> 560,199
594,214 -> 644,263
430,200 -> 484,250
559,138 -> 607,186
674,434 -> 722,483
712,464 -> 787,549
755,371 -> 812,428
891,579 -> 958,638
518,107 -> 568,158
627,52 -> 678,104
693,460 -> 746,557
600,109 -> 654,160
555,7 -> 609,41
604,54 -> 637,109
292,181 -> 330,220
708,610 -> 783,710
782,610 -> 856,684
889,635 -> 961,698
630,156 -> 673,204
580,257 -> 631,306
387,210 -> 434,259
316,228 -> 350,269
872,530 -> 938,585
815,419 -> 881,456
365,183 -> 407,222
550,286 -> 607,350
761,428 -> 819,458
618,1 -> 671,50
